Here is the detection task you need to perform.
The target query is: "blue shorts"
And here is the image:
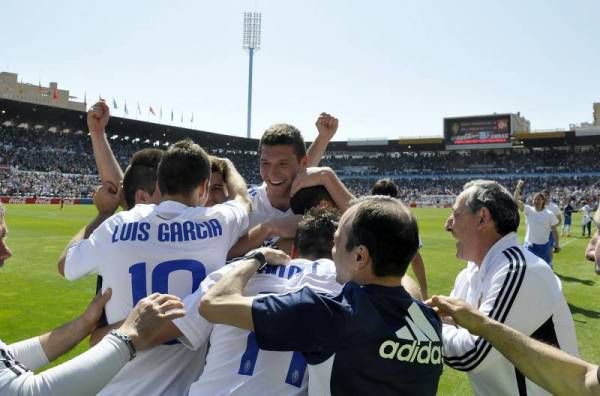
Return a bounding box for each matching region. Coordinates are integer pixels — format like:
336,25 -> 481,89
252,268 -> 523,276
564,216 -> 572,226
525,241 -> 553,267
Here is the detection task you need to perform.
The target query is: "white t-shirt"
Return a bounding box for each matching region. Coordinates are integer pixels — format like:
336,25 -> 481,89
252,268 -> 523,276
546,202 -> 561,220
64,200 -> 248,396
247,184 -> 293,246
523,205 -> 558,245
174,258 -> 341,396
581,204 -> 592,225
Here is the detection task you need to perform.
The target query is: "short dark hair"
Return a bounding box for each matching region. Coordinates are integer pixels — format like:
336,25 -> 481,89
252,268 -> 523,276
258,124 -> 306,158
462,180 -> 520,235
345,196 -> 419,277
290,185 -> 335,215
157,139 -> 211,196
295,208 -> 339,260
371,178 -> 398,198
123,148 -> 164,209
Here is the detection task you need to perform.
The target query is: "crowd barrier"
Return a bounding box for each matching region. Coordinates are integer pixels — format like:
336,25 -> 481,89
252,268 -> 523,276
0,196 -> 93,205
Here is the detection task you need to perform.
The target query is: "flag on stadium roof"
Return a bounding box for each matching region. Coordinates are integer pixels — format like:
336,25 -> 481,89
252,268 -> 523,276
83,91 -> 87,108
180,112 -> 183,123
171,109 -> 174,122
149,106 -> 156,116
124,101 -> 129,115
191,113 -> 194,123
137,102 -> 141,115
52,88 -> 59,101
112,98 -> 118,109
160,106 -> 163,119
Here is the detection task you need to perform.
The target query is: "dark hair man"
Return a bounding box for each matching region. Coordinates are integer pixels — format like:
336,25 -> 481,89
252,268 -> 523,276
59,138 -> 251,396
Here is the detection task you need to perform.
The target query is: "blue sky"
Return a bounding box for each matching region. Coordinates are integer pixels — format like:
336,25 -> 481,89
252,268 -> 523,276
2,0 -> 599,141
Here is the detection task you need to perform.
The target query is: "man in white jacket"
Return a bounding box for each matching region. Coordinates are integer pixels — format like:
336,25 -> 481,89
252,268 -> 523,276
443,180 -> 579,396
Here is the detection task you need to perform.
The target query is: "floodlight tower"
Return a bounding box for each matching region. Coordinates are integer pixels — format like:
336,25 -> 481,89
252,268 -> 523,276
243,12 -> 261,138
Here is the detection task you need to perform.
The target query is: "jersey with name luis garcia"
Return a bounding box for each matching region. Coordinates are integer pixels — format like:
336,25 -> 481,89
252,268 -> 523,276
64,200 -> 248,396
252,282 -> 443,396
174,258 -> 341,396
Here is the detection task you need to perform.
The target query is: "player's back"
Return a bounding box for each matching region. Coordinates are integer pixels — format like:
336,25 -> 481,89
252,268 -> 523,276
65,200 -> 247,396
187,258 -> 340,396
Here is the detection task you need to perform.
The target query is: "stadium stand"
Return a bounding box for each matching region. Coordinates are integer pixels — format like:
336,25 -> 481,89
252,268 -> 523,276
1,98 -> 600,205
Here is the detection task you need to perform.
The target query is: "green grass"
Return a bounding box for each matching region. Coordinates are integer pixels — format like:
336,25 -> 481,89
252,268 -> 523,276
1,204 -> 599,395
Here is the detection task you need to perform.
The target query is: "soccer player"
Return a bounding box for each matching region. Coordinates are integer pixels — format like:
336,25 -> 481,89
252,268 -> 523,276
427,296 -> 600,395
444,180 -> 578,395
60,139 -> 251,396
200,196 -> 443,395
229,118 -> 353,257
0,202 -> 185,395
515,180 -> 560,267
173,208 -> 342,395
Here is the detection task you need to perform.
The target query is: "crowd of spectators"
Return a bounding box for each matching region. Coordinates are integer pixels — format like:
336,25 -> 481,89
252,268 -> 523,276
1,124 -> 599,202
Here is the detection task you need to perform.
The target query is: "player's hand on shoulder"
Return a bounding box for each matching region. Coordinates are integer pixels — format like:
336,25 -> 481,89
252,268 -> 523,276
118,293 -> 185,351
93,181 -> 122,216
256,247 -> 290,266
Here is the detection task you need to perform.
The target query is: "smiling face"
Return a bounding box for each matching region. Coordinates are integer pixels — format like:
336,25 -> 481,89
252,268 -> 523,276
446,189 -> 481,262
259,144 -> 305,208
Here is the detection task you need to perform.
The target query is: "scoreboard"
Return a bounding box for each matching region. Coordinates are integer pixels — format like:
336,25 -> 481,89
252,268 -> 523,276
444,114 -> 512,146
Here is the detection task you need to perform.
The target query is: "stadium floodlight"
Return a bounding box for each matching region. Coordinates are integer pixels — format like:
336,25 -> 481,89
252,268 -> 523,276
243,11 -> 261,139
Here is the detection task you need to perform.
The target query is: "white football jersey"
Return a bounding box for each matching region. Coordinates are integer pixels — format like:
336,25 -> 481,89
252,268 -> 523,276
64,200 -> 248,396
174,258 -> 341,396
247,184 -> 293,246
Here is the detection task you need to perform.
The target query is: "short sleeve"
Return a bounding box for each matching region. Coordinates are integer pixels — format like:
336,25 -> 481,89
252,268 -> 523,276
216,201 -> 249,250
251,287 -> 349,352
523,205 -> 533,217
64,219 -> 114,280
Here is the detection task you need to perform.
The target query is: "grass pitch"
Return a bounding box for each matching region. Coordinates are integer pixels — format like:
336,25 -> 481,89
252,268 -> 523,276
1,204 -> 598,395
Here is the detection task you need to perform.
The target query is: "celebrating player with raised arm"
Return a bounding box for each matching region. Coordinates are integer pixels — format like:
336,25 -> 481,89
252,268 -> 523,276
60,140 -> 251,396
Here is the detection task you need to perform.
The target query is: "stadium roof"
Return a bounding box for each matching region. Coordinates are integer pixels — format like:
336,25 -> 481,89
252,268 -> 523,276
2,98 -> 600,152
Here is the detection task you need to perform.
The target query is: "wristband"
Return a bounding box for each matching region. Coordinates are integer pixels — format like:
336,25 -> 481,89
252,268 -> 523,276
109,330 -> 136,361
243,250 -> 268,272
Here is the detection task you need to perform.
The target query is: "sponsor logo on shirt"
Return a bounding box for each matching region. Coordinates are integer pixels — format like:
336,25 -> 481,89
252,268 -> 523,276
378,303 -> 442,365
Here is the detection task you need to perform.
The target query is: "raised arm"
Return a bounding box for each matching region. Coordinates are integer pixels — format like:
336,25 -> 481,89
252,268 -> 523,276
221,158 -> 251,213
88,100 -> 124,186
514,179 -> 525,211
306,112 -> 338,167
428,296 -> 600,396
